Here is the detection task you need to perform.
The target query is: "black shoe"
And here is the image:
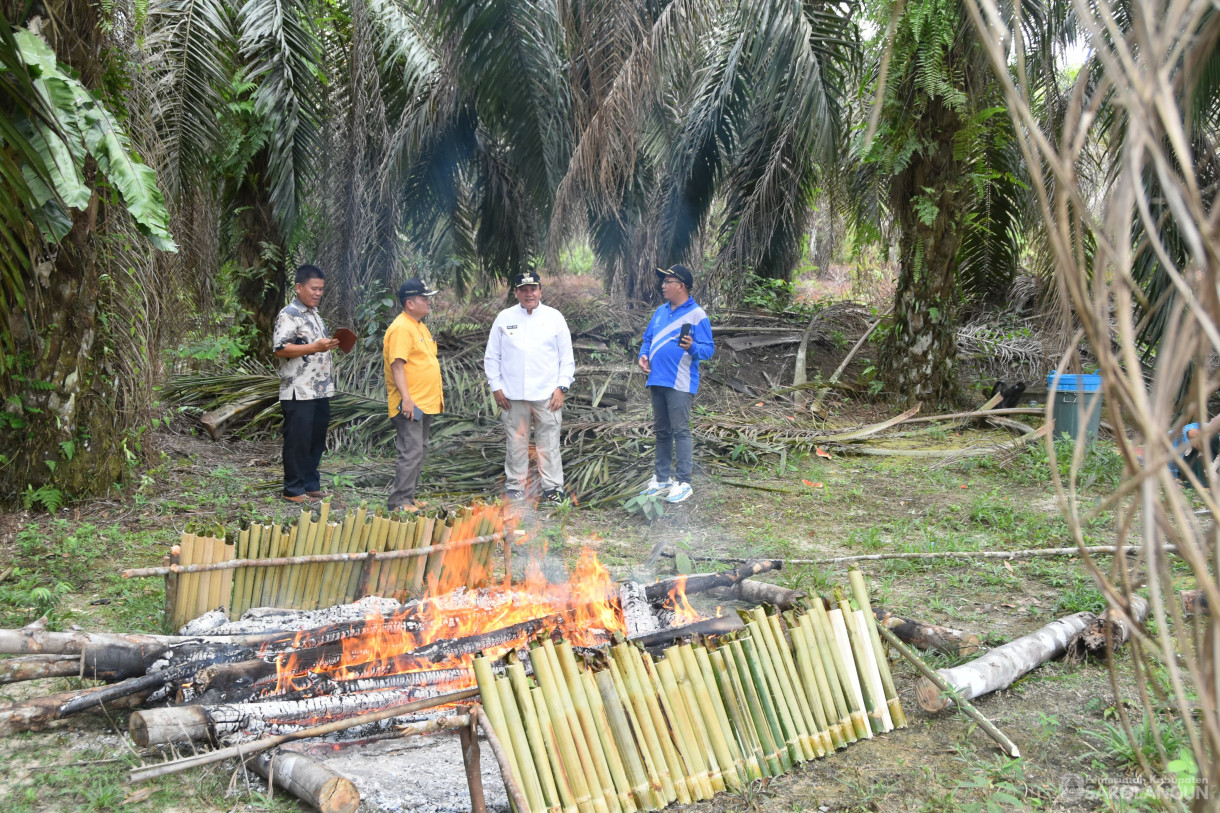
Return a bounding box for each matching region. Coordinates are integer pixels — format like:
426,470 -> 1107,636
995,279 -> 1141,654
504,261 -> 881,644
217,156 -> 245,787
542,488 -> 568,504
505,489 -> 526,501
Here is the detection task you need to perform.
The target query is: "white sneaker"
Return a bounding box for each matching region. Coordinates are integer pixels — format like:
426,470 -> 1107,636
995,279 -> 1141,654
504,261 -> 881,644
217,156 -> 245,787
666,482 -> 693,503
641,475 -> 674,496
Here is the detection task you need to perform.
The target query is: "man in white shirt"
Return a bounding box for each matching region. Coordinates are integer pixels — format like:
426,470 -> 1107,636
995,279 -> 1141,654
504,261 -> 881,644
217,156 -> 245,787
484,271 -> 575,503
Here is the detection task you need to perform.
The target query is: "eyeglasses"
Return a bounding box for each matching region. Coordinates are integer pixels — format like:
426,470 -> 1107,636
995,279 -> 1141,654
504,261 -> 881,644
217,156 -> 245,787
661,278 -> 683,286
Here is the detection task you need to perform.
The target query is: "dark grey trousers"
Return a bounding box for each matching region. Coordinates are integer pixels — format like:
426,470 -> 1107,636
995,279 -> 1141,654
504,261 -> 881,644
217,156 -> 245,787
650,385 -> 694,483
281,397 -> 330,496
389,413 -> 432,508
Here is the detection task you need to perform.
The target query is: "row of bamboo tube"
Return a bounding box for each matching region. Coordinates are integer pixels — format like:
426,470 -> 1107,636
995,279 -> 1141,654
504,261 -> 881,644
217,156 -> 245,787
168,501 -> 503,629
475,570 -> 906,813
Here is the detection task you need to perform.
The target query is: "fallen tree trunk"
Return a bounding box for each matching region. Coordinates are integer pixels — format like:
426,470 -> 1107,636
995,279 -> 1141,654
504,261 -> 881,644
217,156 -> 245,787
247,749 -> 360,813
644,560 -> 782,601
0,685 -> 152,736
916,611 -> 1096,712
0,654 -> 97,684
1066,596 -> 1150,660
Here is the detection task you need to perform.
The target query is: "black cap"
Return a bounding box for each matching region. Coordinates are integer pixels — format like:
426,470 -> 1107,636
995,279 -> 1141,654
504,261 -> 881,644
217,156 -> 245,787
655,263 -> 693,290
511,271 -> 542,288
398,278 -> 438,303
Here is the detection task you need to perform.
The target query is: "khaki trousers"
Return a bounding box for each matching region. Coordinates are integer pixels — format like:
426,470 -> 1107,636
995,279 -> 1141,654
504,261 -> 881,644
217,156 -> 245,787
502,399 -> 564,491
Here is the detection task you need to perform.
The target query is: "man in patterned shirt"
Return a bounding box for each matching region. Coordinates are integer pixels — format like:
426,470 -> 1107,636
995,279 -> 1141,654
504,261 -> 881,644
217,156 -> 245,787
273,265 -> 339,503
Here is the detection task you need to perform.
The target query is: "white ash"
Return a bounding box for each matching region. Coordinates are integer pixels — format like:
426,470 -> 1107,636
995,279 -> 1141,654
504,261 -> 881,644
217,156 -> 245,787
307,726 -> 509,812
178,596 -> 406,636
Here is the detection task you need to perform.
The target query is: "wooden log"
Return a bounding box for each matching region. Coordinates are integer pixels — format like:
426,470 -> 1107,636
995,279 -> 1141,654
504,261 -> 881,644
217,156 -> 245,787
0,627 -> 284,657
458,708 -> 490,813
630,615 -> 745,649
200,393 -> 270,440
0,654 -> 92,684
915,612 -> 1096,713
247,749 -> 360,813
644,560 -> 782,602
875,610 -> 981,657
1181,589 -> 1209,617
1066,596 -> 1150,660
128,687 -> 479,782
720,580 -> 805,609
619,582 -> 660,638
0,685 -> 152,736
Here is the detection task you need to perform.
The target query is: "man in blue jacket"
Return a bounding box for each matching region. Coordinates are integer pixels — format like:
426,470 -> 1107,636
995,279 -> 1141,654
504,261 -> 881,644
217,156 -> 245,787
637,264 -> 715,503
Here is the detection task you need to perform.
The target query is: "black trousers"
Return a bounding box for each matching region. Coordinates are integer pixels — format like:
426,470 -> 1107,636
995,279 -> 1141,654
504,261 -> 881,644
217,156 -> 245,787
282,397 -> 330,496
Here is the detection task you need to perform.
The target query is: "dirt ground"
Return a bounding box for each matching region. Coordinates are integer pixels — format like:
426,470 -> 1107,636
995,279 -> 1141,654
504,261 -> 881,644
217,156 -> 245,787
0,412 -> 1198,812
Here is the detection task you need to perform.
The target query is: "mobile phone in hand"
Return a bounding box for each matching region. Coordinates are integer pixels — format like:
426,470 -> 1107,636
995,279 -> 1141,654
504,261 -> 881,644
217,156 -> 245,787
412,406 -> 423,421
680,323 -> 691,340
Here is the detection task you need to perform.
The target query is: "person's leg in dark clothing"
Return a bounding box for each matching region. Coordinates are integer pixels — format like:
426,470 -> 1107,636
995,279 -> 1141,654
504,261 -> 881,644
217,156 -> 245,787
665,389 -> 694,483
304,397 -> 330,493
650,386 -> 674,482
281,398 -> 311,497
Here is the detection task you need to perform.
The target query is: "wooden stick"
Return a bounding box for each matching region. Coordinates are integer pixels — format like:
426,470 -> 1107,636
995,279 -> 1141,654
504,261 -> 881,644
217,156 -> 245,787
664,545 -> 1177,567
458,708 -> 490,813
877,626 -> 1021,758
128,687 -> 479,783
122,532 -> 507,578
811,318 -> 881,414
475,705 -> 531,813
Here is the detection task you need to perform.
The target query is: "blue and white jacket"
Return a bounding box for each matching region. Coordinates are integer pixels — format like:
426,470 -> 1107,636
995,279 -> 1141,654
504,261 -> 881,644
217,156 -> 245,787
639,298 -> 715,394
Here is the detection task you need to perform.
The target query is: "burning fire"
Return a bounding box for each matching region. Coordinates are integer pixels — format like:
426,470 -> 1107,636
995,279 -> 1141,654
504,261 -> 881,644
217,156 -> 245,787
261,512 -> 700,699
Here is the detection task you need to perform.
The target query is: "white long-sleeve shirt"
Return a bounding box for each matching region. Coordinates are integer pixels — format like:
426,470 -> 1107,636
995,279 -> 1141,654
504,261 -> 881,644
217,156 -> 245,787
484,302 -> 575,401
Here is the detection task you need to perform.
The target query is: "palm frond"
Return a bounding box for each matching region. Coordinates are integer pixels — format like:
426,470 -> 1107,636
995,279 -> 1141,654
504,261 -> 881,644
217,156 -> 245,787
237,0 -> 324,232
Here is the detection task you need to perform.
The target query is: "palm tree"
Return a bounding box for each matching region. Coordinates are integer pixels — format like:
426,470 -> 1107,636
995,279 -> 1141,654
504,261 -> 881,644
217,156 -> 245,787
0,6 -> 177,500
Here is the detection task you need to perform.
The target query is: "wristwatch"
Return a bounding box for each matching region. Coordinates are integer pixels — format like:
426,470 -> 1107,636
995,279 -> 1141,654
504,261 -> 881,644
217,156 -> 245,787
559,386 -> 569,394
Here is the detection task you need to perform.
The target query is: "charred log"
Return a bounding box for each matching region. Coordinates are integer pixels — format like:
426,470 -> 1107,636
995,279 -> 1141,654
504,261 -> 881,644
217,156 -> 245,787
645,560 -> 782,602
0,685 -> 151,736
1066,596 -> 1149,660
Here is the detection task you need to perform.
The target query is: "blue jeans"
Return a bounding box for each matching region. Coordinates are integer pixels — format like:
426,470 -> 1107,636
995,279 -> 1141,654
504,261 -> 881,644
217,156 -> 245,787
650,386 -> 694,483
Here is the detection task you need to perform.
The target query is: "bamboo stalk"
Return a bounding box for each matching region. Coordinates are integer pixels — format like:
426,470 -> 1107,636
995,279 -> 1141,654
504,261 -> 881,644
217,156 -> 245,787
475,706 -> 533,813
423,516 -> 453,592
828,608 -> 871,738
128,687 -> 479,783
837,596 -> 886,734
529,643 -> 596,813
806,600 -> 860,741
609,646 -> 674,804
164,550 -> 179,631
473,658 -> 530,811
784,610 -> 838,749
541,641 -> 609,813
555,643 -> 622,813
765,613 -> 825,757
677,645 -> 738,789
361,515 -> 391,599
854,609 -> 894,731
342,506 -> 370,604
877,626 -> 1020,758
265,524 -> 294,607
232,526 -> 251,620
497,675 -> 546,813
305,502 -> 336,607
532,686 -> 578,813
728,638 -> 785,775
240,523 -> 265,617
325,510 -> 357,610
652,656 -> 710,800
622,647 -> 686,804
200,536 -> 221,617
709,648 -> 763,780
579,669 -> 636,813
218,537 -> 236,617
194,536 -> 214,618
606,658 -> 665,808
507,662 -> 560,813
849,568 -> 907,729
374,516 -> 407,598
593,670 -> 653,811
692,645 -> 745,779
743,620 -> 805,762
277,510 -> 313,609
173,536 -> 192,629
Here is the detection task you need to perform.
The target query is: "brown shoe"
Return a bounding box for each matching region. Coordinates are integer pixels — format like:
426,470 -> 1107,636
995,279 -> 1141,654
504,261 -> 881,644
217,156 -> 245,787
393,501 -> 422,514
283,493 -> 308,503
306,491 -> 329,499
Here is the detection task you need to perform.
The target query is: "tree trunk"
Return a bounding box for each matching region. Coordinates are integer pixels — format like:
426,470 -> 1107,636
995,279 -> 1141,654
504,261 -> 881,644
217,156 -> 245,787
233,150 -> 289,359
879,99 -> 970,406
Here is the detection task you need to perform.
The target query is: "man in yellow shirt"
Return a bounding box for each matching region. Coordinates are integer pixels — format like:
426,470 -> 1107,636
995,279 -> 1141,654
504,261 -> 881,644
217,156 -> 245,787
383,278 -> 443,511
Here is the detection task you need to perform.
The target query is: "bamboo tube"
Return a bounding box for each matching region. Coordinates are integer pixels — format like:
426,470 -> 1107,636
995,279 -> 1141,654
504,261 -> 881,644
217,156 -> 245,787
743,621 -> 805,762
609,646 -> 674,804
709,648 -> 763,780
218,537 -> 236,616
374,516 -> 408,597
238,523 -> 264,617
386,514 -> 416,596
849,568 -> 907,729
477,514 -> 498,587
299,501 -> 331,609
540,641 -> 609,813
325,510 -> 358,609
164,550 -> 179,632
530,643 -> 596,813
267,524 -> 296,607
799,610 -> 854,744
207,536 -> 227,613
423,515 -> 453,592
250,523 -> 272,611
397,515 -> 432,601
606,659 -> 665,808
652,657 -> 710,801
727,639 -> 785,775
315,513 -> 348,610
806,600 -> 860,741
185,534 -> 205,620
473,658 -> 529,811
724,639 -> 778,776
466,512 -> 485,589
828,607 -> 871,739
175,534 -> 196,628
310,522 -> 339,610
277,510 -> 313,608
555,644 -> 623,813
532,686 -> 578,813
497,676 -> 546,813
854,609 -> 894,731
739,634 -> 795,770
762,612 -> 823,758
192,536 -> 213,618
437,509 -> 469,589
343,510 -> 374,603
409,514 -> 443,596
362,515 -> 393,597
259,525 -> 284,608
784,610 -> 837,750
691,645 -> 745,780
836,595 -> 885,734
675,645 -> 736,789
593,670 -> 653,812
621,647 -> 685,805
579,669 -> 636,813
232,526 -> 251,620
